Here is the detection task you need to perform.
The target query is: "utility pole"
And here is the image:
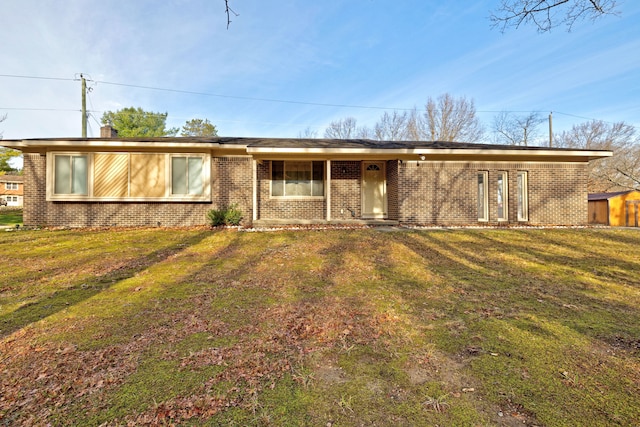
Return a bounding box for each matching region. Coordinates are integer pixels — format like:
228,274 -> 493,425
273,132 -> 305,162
81,74 -> 87,138
548,112 -> 553,147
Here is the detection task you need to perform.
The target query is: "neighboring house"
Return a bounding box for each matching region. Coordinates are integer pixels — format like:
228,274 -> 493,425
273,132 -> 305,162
588,190 -> 640,227
0,174 -> 24,207
1,128 -> 611,228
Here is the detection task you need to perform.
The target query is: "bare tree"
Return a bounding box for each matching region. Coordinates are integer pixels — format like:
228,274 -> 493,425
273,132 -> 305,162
373,111 -> 410,141
490,0 -> 619,33
405,108 -> 425,141
492,112 -> 546,146
556,120 -> 638,191
424,94 -> 484,142
0,113 -> 5,139
297,127 -> 318,139
324,117 -> 369,139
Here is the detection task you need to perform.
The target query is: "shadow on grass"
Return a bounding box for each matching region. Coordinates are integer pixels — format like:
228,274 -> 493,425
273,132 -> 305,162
408,229 -> 640,350
0,230 -> 212,339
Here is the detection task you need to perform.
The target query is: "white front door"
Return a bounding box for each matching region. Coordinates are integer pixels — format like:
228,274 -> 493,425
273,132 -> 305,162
362,161 -> 387,218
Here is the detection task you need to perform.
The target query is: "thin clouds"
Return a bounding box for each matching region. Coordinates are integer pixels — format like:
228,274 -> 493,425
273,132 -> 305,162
1,0 -> 639,141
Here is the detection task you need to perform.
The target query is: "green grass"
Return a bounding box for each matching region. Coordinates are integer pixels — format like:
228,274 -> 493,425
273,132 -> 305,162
1,227 -> 639,426
0,208 -> 22,226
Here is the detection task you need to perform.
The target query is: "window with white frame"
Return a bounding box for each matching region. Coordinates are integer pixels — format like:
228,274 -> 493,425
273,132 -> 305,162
477,171 -> 489,221
271,161 -> 324,197
49,152 -> 210,201
54,154 -> 89,195
171,156 -> 204,195
517,171 -> 529,221
5,183 -> 19,190
497,171 -> 508,221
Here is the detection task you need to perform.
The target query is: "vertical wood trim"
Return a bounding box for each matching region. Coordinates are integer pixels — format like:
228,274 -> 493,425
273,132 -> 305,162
326,160 -> 331,221
252,159 -> 258,222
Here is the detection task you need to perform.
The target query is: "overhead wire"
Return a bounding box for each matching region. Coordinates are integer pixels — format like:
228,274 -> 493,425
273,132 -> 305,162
0,73 -> 637,131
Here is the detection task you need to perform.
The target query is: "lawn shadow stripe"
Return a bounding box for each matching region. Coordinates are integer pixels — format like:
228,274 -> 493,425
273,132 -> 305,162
0,230 -> 212,338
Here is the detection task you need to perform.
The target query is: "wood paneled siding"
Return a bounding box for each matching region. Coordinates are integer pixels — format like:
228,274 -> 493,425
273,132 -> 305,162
46,152 -> 210,202
130,154 -> 166,197
23,154 -> 252,228
93,153 -> 128,197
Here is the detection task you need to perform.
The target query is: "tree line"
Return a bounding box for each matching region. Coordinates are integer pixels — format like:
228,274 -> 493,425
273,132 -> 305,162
1,101 -> 638,192
312,93 -> 639,193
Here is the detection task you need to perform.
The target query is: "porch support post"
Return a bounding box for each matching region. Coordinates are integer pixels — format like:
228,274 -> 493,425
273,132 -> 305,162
252,159 -> 258,223
326,160 -> 331,222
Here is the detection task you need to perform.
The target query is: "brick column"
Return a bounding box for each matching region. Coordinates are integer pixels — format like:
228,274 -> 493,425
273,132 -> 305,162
23,153 -> 47,226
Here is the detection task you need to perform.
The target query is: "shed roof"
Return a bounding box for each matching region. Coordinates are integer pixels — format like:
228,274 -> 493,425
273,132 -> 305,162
588,190 -> 639,201
0,174 -> 23,183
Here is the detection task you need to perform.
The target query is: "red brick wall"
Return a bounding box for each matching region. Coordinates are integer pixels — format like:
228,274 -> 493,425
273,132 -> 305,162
329,161 -> 361,220
23,154 -> 47,226
398,161 -> 587,225
22,154 -> 589,227
211,157 -> 253,224
256,161 -> 325,220
386,160 -> 399,220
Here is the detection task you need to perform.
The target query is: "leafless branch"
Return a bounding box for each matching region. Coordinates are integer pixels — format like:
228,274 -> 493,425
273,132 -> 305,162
490,0 -> 618,33
224,0 -> 239,29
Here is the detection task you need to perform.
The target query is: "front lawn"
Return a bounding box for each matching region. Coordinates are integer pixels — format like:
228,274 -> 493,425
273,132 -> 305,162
0,208 -> 22,227
1,228 -> 639,426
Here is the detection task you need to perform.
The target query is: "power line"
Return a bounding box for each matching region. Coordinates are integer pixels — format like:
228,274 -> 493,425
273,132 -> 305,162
0,107 -> 83,112
0,74 -> 75,82
92,79 -> 408,111
1,73 -> 637,131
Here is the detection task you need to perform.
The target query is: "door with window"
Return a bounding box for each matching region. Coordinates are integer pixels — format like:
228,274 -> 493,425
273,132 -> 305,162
362,161 -> 387,218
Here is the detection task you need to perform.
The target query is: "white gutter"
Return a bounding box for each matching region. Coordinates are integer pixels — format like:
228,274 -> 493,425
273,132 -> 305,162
245,146 -> 612,158
3,140 -> 231,149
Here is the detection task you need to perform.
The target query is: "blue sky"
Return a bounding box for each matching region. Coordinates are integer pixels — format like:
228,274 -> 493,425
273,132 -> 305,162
1,0 -> 639,145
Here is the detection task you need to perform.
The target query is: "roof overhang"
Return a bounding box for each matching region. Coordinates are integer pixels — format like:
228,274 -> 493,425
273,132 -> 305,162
246,146 -> 613,162
1,139 -> 249,153
2,138 -> 613,162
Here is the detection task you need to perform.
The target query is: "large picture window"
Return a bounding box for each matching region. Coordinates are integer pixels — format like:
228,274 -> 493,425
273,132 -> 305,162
271,161 -> 324,197
54,155 -> 88,195
517,171 -> 529,221
477,171 -> 488,221
497,171 -> 508,221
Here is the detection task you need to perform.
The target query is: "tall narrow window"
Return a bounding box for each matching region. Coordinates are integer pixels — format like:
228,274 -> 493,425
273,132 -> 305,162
54,154 -> 88,195
477,171 -> 488,221
172,156 -> 204,195
517,171 -> 529,221
497,171 -> 508,221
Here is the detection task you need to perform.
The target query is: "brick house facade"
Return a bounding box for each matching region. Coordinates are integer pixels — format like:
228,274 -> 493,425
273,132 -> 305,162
4,135 -> 610,228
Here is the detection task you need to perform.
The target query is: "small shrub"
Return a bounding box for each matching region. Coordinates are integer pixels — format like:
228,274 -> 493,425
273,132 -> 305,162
223,203 -> 243,226
207,204 -> 243,227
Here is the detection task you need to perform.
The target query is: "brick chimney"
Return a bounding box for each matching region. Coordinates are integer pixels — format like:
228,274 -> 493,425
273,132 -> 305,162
100,125 -> 118,138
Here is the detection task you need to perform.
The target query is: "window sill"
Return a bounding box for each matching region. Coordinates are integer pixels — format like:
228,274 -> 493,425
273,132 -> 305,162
47,196 -> 212,203
269,196 -> 325,200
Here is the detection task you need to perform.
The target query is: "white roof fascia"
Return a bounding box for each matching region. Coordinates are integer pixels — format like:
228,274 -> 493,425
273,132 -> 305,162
246,146 -> 613,158
5,140 -> 226,150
